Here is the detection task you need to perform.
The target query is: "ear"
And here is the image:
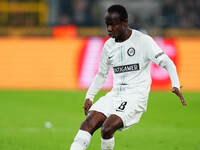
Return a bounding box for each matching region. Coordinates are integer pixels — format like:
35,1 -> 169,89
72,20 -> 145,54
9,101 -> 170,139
123,19 -> 128,26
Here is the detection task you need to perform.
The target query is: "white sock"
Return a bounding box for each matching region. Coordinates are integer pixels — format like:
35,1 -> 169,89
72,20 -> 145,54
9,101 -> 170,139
101,137 -> 115,150
70,130 -> 91,150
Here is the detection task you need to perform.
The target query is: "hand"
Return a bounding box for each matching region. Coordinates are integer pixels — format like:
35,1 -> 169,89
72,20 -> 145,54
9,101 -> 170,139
171,87 -> 187,106
83,98 -> 93,116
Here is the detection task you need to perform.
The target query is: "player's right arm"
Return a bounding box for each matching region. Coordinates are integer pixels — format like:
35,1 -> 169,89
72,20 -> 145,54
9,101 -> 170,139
83,44 -> 111,115
83,98 -> 93,116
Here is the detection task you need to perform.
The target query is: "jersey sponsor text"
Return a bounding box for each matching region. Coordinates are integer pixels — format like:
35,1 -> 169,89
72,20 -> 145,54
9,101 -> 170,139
113,63 -> 140,74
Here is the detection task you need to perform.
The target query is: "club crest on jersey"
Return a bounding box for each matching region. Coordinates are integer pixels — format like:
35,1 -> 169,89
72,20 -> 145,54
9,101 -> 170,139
127,47 -> 135,56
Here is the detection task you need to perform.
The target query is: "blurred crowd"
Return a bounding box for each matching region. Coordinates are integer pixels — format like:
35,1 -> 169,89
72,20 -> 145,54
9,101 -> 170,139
161,0 -> 200,28
48,0 -> 100,26
1,0 -> 200,29
51,0 -> 200,29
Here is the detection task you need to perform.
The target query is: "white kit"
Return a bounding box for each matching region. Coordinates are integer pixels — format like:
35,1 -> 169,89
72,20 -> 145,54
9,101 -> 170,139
86,29 -> 180,129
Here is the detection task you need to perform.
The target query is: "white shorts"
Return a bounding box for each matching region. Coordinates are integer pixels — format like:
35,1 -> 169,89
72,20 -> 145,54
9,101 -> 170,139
89,92 -> 148,131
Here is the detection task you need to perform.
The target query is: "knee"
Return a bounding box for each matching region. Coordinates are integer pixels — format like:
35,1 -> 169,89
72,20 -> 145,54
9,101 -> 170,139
80,116 -> 98,134
101,125 -> 114,139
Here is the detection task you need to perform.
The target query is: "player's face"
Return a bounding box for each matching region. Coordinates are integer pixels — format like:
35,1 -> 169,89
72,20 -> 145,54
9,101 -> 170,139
105,12 -> 127,40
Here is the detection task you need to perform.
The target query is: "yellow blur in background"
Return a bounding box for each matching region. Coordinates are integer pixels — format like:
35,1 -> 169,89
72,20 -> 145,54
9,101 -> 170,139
0,38 -> 84,89
177,38 -> 200,90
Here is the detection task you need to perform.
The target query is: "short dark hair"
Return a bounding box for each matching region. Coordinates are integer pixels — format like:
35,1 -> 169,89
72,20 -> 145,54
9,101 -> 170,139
107,5 -> 128,21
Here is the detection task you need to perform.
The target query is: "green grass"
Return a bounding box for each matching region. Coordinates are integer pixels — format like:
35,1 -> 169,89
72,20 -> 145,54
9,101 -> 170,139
0,90 -> 199,150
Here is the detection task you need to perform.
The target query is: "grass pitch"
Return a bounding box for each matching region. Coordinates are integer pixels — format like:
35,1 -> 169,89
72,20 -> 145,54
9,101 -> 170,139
0,90 -> 199,150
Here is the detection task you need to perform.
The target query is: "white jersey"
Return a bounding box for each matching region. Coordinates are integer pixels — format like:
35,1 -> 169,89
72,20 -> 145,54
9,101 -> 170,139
86,29 -> 180,101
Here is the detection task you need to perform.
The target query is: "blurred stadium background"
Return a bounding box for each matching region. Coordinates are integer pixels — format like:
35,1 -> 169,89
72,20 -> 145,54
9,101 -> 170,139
0,0 -> 200,150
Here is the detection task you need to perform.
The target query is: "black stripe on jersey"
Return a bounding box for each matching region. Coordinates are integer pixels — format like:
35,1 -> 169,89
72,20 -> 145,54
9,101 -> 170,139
113,63 -> 140,74
155,52 -> 164,59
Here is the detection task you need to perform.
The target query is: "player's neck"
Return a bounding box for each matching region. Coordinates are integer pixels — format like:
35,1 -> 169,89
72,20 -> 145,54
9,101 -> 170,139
115,28 -> 132,43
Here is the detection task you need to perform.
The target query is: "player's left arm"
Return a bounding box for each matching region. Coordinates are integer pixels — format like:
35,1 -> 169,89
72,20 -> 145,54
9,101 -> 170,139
158,55 -> 187,106
144,35 -> 187,106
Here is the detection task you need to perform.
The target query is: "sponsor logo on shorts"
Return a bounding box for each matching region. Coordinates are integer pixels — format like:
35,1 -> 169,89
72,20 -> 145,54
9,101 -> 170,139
113,64 -> 140,74
116,109 -> 124,112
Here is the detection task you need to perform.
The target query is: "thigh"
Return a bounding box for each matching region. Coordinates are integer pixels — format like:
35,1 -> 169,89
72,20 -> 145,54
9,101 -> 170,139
80,110 -> 106,135
102,114 -> 123,131
101,114 -> 123,139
